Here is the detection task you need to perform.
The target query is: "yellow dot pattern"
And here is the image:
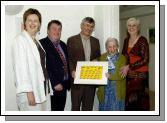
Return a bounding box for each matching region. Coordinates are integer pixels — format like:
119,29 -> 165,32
80,66 -> 103,79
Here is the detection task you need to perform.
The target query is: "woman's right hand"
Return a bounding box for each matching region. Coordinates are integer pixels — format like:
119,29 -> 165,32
120,65 -> 129,78
27,92 -> 36,106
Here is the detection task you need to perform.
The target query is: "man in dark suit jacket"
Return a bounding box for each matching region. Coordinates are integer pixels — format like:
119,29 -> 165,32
40,20 -> 71,111
67,17 -> 101,111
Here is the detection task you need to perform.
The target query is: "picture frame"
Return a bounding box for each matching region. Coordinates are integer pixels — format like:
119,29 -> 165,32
148,28 -> 155,44
74,61 -> 108,85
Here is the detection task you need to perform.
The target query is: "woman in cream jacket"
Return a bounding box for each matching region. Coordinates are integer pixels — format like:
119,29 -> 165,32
12,8 -> 51,111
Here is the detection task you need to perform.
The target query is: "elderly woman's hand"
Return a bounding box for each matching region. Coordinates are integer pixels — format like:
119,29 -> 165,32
105,73 -> 109,78
120,65 -> 129,78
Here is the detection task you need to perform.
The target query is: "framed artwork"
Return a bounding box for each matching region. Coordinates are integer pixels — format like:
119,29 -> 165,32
74,61 -> 108,85
148,28 -> 155,43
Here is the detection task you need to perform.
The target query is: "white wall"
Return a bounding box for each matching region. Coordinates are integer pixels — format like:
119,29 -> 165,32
120,6 -> 155,91
5,15 -> 18,111
94,5 -> 119,53
5,5 -> 119,111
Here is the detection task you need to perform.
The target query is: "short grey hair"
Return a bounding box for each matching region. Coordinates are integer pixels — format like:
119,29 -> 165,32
81,17 -> 95,25
105,37 -> 119,50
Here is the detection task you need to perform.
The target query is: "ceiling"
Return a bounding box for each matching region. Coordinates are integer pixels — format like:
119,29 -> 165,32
119,5 -> 154,12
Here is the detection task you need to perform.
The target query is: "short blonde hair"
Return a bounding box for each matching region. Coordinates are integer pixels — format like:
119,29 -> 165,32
127,17 -> 140,27
127,17 -> 140,35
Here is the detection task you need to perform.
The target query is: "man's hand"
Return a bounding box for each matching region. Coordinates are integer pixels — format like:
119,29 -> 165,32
54,84 -> 63,91
72,71 -> 76,78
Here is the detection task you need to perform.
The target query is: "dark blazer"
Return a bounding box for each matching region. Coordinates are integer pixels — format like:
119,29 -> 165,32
40,37 -> 71,93
67,34 -> 101,79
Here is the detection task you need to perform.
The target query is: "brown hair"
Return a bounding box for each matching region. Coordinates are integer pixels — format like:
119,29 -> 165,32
47,20 -> 62,30
23,8 -> 42,26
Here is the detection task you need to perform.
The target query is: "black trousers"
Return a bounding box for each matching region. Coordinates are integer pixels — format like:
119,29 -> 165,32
51,89 -> 67,111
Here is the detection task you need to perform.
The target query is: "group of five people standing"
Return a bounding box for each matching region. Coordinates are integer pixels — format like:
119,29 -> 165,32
12,8 -> 150,111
